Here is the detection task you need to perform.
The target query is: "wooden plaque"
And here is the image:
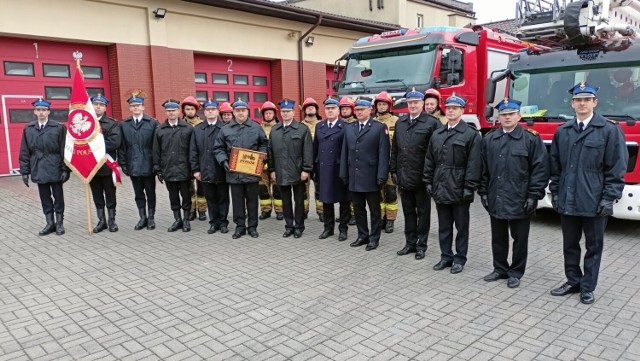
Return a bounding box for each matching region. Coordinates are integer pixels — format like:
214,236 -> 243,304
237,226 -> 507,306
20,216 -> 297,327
229,147 -> 267,176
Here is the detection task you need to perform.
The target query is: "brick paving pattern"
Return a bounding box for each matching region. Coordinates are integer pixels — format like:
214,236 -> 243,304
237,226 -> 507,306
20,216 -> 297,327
1,175 -> 639,360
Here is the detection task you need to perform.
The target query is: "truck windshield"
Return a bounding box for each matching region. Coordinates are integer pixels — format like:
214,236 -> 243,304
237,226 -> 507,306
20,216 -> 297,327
340,44 -> 437,94
510,64 -> 640,120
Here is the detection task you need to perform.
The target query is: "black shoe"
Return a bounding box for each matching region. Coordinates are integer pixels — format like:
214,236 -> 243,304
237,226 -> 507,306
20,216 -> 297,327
248,229 -> 259,238
319,230 -> 334,239
283,229 -> 294,238
384,220 -> 394,233
93,208 -> 107,233
450,263 -> 464,274
397,245 -> 416,256
304,211 -> 308,219
168,211 -> 183,232
550,283 -> 580,296
580,290 -> 595,304
39,213 -> 56,236
146,208 -> 156,230
433,260 -> 453,271
189,210 -> 197,221
107,209 -> 118,232
198,211 -> 207,221
232,228 -> 246,239
483,272 -> 508,282
182,210 -> 191,232
293,230 -> 302,238
55,213 -> 65,235
208,225 -> 218,234
338,231 -> 348,241
259,211 -> 271,220
276,212 -> 284,220
135,208 -> 148,230
415,249 -> 426,260
350,237 -> 368,247
318,213 -> 324,222
365,240 -> 378,251
220,225 -> 229,234
507,277 -> 520,288
348,216 -> 356,226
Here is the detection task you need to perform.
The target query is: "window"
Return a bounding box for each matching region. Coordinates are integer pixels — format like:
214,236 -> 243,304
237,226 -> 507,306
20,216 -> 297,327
213,74 -> 228,84
417,14 -> 424,28
254,92 -> 268,103
43,64 -> 70,78
234,92 -> 249,103
233,74 -> 248,85
214,91 -> 229,102
4,61 -> 34,76
82,66 -> 103,79
253,76 -> 267,86
9,109 -> 36,123
87,88 -> 105,98
45,86 -> 72,100
254,108 -> 262,119
195,72 -> 207,84
50,109 -> 69,123
195,91 -> 208,102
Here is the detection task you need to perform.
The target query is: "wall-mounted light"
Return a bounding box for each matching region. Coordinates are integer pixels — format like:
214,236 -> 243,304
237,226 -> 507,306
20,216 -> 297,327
153,8 -> 167,19
288,32 -> 297,38
305,36 -> 315,47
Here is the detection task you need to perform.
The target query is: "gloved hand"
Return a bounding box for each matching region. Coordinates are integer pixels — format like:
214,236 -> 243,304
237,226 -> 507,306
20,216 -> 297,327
60,171 -> 70,183
551,194 -> 558,212
312,171 -> 319,183
480,195 -> 489,210
524,198 -> 537,215
391,173 -> 398,185
121,165 -> 129,176
157,173 -> 164,184
22,174 -> 29,188
596,199 -> 614,217
462,188 -> 474,203
377,178 -> 386,188
223,161 -> 230,172
426,184 -> 433,197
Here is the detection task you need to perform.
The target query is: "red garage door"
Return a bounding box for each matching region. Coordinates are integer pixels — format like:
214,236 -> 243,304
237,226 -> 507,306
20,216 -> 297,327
194,54 -> 271,122
0,37 -> 110,176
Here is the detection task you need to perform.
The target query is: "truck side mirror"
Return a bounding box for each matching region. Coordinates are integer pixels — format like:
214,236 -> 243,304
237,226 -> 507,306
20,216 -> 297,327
484,104 -> 494,119
447,73 -> 460,85
485,79 -> 497,104
332,80 -> 341,92
448,50 -> 463,72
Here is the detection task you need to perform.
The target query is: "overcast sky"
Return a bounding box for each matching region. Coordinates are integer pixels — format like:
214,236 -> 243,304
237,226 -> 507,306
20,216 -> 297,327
472,0 -> 517,23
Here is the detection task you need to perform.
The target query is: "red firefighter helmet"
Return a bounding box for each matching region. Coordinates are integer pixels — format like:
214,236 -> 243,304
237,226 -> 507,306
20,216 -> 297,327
374,91 -> 393,106
219,102 -> 233,113
339,96 -> 355,110
301,97 -> 319,112
180,96 -> 202,110
260,101 -> 277,114
424,88 -> 442,101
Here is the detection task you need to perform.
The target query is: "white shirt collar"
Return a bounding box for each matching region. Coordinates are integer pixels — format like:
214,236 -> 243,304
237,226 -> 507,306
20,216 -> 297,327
207,119 -> 217,126
577,113 -> 594,128
327,118 -> 338,127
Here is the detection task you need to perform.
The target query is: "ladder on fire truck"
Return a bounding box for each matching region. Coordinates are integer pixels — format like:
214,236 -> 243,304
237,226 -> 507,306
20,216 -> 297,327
515,0 -> 640,46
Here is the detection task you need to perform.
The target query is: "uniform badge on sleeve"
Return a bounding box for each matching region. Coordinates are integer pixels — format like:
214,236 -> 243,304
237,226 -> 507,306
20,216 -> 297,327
385,128 -> 389,135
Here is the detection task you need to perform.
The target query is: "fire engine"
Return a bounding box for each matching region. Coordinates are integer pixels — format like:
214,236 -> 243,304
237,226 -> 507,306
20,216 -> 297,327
485,0 -> 640,220
334,26 -> 530,130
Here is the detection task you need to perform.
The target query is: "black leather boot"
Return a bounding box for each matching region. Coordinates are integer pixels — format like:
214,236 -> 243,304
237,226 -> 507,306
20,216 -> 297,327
182,209 -> 191,232
134,208 -> 148,230
198,210 -> 207,221
107,208 -> 118,232
385,220 -> 394,233
93,208 -> 107,233
55,213 -> 65,235
189,209 -> 197,221
168,210 -> 183,232
39,213 -> 55,236
147,207 -> 156,230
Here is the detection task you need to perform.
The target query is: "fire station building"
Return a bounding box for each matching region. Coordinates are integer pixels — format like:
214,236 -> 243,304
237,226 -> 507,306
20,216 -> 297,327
0,0 -> 474,176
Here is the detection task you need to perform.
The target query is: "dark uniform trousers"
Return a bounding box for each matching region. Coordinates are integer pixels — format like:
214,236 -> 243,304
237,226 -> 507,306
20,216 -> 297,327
280,183 -> 306,232
131,176 -> 156,209
490,216 -> 530,279
202,182 -> 230,227
166,180 -> 191,211
561,215 -> 607,292
436,203 -> 470,265
323,202 -> 350,233
352,191 -> 383,242
90,175 -> 116,209
400,187 -> 430,251
230,183 -> 259,231
38,182 -> 64,214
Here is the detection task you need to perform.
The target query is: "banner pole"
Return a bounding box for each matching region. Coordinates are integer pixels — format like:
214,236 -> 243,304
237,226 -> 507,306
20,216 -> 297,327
85,183 -> 93,235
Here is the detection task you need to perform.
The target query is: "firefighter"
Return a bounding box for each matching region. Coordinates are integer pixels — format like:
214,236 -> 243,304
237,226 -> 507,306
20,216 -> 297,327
89,95 -> 122,233
19,98 -> 69,236
181,96 -> 207,222
153,100 -> 194,232
549,82 -> 627,304
301,97 -> 323,222
424,88 -> 447,125
339,96 -> 357,226
258,101 -> 284,220
374,91 -> 398,233
219,102 -> 234,124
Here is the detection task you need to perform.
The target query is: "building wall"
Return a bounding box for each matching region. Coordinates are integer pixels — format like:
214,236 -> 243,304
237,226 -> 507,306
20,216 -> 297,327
405,0 -> 475,27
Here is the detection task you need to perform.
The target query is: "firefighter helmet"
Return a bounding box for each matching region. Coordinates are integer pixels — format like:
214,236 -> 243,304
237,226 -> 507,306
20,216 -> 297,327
260,101 -> 277,114
374,91 -> 393,106
339,96 -> 355,110
180,96 -> 202,110
301,97 -> 319,112
424,88 -> 442,101
219,102 -> 233,113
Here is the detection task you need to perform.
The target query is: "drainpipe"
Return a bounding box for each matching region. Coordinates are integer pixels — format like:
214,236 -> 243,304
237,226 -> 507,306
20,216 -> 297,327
298,15 -> 323,109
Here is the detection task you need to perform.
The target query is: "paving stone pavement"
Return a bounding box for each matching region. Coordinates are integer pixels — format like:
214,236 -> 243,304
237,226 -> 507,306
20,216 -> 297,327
1,174 -> 639,361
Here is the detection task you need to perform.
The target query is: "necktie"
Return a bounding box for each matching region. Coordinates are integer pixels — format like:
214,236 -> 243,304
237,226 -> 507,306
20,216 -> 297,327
359,123 -> 364,133
409,118 -> 415,126
40,124 -> 44,130
578,122 -> 584,133
328,122 -> 332,129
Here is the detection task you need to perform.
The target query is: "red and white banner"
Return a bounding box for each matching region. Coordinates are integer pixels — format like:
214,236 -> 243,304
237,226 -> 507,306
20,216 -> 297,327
64,58 -> 106,184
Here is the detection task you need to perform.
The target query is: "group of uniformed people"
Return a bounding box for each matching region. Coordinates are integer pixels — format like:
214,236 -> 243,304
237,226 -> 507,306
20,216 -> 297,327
19,79 -> 627,305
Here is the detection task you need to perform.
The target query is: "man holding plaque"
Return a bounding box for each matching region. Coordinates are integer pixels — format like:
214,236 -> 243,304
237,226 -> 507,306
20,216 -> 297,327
214,99 -> 268,239
268,99 -> 314,238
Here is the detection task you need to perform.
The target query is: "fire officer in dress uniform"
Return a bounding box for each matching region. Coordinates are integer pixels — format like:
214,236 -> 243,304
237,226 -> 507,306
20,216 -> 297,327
219,102 -> 234,124
89,95 -> 122,233
119,91 -> 159,230
549,82 -> 627,304
181,96 -> 207,222
339,96 -> 357,226
213,99 -> 268,239
479,98 -> 549,288
424,93 -> 481,274
190,99 -> 230,234
374,91 -> 398,233
340,97 -> 390,251
424,88 -> 447,125
268,98 -> 314,238
153,99 -> 194,232
301,97 -> 323,222
390,88 -> 441,260
258,101 -> 284,220
20,98 -> 70,236
315,96 -> 350,241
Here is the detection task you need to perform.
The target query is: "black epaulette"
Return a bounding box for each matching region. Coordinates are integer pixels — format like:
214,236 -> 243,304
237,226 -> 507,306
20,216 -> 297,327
484,127 -> 498,137
525,128 -> 539,136
606,118 -> 616,124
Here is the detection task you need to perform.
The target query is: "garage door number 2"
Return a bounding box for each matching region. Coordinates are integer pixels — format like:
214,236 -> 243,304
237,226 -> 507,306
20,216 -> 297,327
227,59 -> 233,72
